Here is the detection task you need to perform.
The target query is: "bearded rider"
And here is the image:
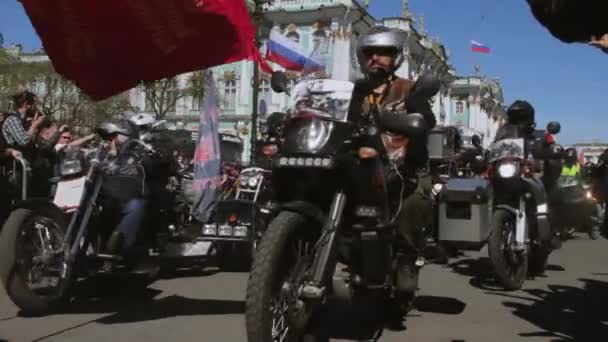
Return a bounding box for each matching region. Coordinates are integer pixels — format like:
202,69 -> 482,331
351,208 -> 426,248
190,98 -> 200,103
348,26 -> 437,323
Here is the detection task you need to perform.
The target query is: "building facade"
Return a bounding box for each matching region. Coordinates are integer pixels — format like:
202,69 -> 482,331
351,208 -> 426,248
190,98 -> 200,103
129,0 -> 461,161
449,75 -> 506,148
3,0 -> 507,159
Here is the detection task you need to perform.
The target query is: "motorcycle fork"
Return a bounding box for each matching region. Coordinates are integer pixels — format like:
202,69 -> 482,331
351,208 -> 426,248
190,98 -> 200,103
514,197 -> 528,251
300,191 -> 346,299
61,177 -> 103,270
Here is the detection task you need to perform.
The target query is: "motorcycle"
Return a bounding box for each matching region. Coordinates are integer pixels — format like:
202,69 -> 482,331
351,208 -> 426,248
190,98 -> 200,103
0,133 -> 209,316
553,171 -> 604,240
486,138 -> 557,290
204,166 -> 274,271
244,71 -> 437,341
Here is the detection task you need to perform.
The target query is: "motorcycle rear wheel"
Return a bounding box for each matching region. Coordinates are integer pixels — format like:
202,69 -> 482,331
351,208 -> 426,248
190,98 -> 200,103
245,211 -> 326,342
0,206 -> 72,316
488,209 -> 528,291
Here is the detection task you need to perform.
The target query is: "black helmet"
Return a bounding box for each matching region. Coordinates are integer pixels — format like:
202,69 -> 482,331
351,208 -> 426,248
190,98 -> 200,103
472,134 -> 482,147
506,100 -> 535,125
564,147 -> 577,164
546,121 -> 561,135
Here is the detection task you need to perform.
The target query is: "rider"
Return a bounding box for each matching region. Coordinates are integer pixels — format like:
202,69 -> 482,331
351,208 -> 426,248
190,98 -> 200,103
561,148 -> 581,178
350,26 -> 436,322
97,120 -> 150,255
495,100 -> 560,248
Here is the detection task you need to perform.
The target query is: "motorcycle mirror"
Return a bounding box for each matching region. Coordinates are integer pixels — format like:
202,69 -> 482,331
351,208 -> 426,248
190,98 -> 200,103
378,112 -> 428,138
270,71 -> 290,95
412,72 -> 441,99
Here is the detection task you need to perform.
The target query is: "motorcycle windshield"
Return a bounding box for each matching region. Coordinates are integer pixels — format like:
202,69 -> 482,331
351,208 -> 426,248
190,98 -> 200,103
289,79 -> 354,122
488,138 -> 525,162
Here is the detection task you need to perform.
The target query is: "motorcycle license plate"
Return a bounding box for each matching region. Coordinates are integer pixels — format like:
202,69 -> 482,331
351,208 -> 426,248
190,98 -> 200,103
53,177 -> 86,211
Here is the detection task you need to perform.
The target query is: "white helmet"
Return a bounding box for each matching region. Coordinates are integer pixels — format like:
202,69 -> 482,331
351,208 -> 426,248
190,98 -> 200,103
128,113 -> 156,127
356,26 -> 407,77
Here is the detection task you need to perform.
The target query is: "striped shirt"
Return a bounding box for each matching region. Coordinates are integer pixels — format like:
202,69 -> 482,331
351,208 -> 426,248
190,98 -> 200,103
2,113 -> 31,147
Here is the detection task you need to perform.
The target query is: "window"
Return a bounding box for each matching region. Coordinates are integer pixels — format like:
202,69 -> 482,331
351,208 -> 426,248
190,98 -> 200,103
191,94 -> 203,111
456,101 -> 464,114
223,80 -> 237,111
259,79 -> 271,105
286,31 -> 300,43
312,30 -> 328,54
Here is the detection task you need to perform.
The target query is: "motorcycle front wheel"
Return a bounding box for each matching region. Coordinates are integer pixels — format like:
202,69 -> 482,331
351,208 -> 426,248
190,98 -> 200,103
245,211 -> 326,342
0,205 -> 72,316
488,209 -> 528,290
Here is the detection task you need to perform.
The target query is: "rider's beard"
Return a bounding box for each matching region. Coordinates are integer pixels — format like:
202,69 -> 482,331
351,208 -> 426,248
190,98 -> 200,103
367,66 -> 391,87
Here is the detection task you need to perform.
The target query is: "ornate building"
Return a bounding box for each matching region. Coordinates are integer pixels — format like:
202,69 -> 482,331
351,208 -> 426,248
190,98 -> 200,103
129,0 -> 456,160
450,75 -> 506,147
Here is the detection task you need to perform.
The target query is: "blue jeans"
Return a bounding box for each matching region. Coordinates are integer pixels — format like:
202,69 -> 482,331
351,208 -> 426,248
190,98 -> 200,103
116,199 -> 147,248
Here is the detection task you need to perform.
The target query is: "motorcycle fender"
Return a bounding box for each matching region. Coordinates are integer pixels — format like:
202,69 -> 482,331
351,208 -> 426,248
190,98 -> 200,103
494,204 -> 518,216
0,199 -> 63,288
536,214 -> 552,242
280,201 -> 326,226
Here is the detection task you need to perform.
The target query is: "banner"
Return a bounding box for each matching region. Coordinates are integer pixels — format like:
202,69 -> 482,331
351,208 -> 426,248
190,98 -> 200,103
191,74 -> 221,222
20,0 -> 260,100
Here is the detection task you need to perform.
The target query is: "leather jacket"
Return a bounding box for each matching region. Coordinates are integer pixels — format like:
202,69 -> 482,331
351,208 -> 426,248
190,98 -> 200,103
100,140 -> 150,203
348,76 -> 437,170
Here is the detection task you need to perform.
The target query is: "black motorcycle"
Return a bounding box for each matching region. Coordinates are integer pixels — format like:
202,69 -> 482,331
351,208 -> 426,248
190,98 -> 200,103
486,138 -> 559,290
0,133 -> 205,316
244,72 -> 436,341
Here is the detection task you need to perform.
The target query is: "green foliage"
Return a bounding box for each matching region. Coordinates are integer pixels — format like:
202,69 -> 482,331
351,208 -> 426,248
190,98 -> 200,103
0,60 -> 130,131
137,70 -> 212,120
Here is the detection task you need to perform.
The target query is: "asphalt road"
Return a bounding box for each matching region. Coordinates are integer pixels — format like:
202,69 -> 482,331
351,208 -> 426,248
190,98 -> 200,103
1,234 -> 608,342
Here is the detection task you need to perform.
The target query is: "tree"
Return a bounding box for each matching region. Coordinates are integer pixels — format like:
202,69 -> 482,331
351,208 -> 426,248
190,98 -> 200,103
0,60 -> 130,131
138,70 -> 212,120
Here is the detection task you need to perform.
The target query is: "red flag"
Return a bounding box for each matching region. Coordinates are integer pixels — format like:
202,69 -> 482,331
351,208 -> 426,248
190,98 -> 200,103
20,0 -> 261,100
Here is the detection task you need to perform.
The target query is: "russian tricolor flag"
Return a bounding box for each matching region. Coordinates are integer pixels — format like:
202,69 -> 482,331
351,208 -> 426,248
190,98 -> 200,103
471,40 -> 491,54
266,30 -> 325,72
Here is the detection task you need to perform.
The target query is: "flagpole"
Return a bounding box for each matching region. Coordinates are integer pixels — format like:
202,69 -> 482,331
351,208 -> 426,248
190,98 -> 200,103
250,1 -> 265,165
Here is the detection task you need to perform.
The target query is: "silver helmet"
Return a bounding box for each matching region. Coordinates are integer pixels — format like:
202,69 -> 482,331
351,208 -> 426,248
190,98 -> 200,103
96,120 -> 134,139
128,113 -> 156,127
356,26 -> 407,76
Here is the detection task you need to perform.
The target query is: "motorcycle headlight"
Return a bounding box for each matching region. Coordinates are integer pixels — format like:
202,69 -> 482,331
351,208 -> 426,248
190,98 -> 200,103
240,176 -> 248,187
586,190 -> 594,200
498,162 -> 518,178
248,176 -> 259,188
60,159 -> 83,177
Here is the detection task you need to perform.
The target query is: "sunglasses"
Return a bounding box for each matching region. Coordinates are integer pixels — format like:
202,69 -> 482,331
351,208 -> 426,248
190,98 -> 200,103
362,47 -> 399,58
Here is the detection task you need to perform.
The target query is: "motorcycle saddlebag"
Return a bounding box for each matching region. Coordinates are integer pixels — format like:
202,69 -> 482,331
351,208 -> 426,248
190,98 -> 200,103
438,178 -> 491,250
427,127 -> 457,161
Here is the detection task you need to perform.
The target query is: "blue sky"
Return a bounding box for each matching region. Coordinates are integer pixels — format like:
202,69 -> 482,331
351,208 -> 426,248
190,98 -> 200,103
1,0 -> 606,145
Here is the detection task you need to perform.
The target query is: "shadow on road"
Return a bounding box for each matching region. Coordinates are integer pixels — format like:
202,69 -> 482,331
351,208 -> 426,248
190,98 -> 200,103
448,257 -> 566,291
50,277 -> 244,322
313,283 -> 467,341
489,278 -> 608,341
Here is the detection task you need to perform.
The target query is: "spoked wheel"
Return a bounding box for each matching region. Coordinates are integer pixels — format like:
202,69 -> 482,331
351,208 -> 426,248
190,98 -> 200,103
245,211 -> 325,342
0,206 -> 72,316
488,209 -> 528,290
